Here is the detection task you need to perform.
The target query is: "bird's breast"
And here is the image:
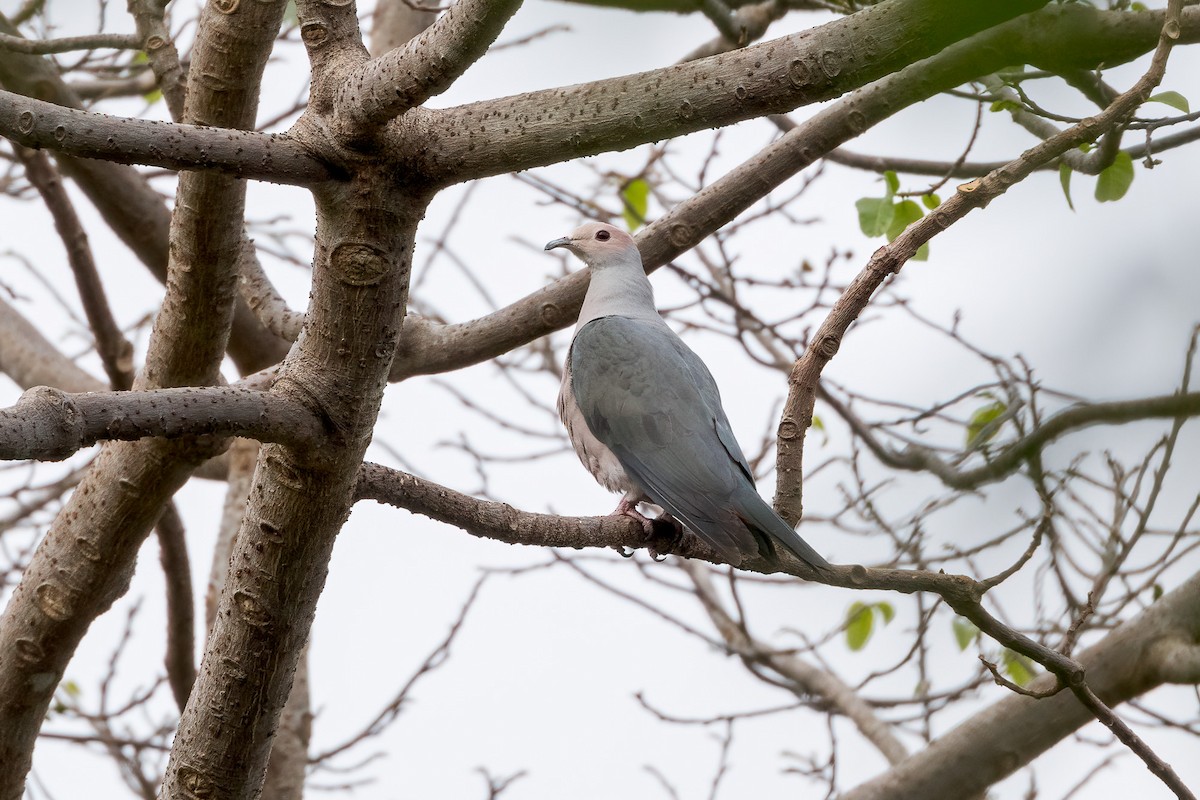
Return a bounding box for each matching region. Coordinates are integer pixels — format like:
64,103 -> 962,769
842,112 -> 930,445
558,363 -> 636,495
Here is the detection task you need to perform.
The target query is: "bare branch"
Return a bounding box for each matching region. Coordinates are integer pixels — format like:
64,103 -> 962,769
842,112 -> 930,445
0,385 -> 327,460
0,91 -> 335,186
14,145 -> 134,390
401,2 -> 1200,184
0,294 -> 105,393
237,240 -> 305,342
831,389 -> 1200,490
842,572 -> 1200,800
127,0 -> 187,120
681,560 -> 910,765
335,0 -> 524,133
773,0 -> 1188,525
0,30 -> 139,55
389,6 -> 1200,381
155,503 -> 195,712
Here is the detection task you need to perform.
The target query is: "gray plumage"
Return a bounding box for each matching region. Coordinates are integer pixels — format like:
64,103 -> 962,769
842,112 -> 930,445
546,222 -> 828,571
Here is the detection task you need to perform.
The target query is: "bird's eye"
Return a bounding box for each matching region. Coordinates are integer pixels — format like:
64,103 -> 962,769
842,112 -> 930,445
596,230 -> 611,241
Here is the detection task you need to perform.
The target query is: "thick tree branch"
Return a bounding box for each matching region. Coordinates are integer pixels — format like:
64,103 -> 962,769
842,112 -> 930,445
389,6 -> 1200,382
392,3 -> 1172,380
335,0 -> 523,133
399,0 -> 1051,183
399,1 -> 1200,185
0,0 -> 291,793
0,91 -> 335,186
159,0 -> 431,776
0,385 -> 326,460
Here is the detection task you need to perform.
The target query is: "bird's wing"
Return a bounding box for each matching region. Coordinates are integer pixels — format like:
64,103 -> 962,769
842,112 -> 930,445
568,316 -> 757,564
569,316 -> 829,571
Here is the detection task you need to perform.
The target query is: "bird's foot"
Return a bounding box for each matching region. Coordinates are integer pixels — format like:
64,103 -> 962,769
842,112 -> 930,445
609,500 -> 683,561
645,513 -> 685,561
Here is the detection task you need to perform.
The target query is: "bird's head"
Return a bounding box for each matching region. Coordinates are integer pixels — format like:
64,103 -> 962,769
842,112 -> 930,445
544,222 -> 640,269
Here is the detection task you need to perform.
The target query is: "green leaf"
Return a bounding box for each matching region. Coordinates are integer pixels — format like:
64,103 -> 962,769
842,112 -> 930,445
143,88 -> 163,104
1152,583 -> 1164,601
989,99 -> 1022,114
886,199 -> 922,241
1148,90 -> 1190,114
845,602 -> 894,651
1131,1 -> 1148,9
855,197 -> 894,238
887,200 -> 928,261
883,170 -> 900,197
1095,151 -> 1134,202
952,618 -> 979,651
921,193 -> 940,210
621,178 -> 650,231
845,602 -> 874,651
1002,649 -> 1036,687
1059,162 -> 1075,212
810,415 -> 824,432
966,400 -> 1007,447
62,680 -> 81,698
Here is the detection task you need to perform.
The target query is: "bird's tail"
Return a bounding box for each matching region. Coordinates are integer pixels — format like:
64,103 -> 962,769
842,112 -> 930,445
735,486 -> 830,572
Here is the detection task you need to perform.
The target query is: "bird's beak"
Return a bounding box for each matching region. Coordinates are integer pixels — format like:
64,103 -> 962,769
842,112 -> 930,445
544,236 -> 572,251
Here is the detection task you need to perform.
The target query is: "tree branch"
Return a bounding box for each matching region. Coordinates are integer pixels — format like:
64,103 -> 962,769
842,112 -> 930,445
0,385 -> 327,460
0,30 -> 139,54
842,571 -> 1200,800
155,503 -> 195,713
14,145 -> 134,390
820,122 -> 1200,177
0,91 -> 335,186
0,0 -> 293,792
772,0 -> 1188,527
680,560 -> 910,765
391,2 -> 1165,380
402,0 -> 1052,183
127,0 -> 187,121
355,453 -> 1195,796
335,0 -> 523,134
829,390 -> 1200,491
0,13 -> 291,375
0,294 -> 105,393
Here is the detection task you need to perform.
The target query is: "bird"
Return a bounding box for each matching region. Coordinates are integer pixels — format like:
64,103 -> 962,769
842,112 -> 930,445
545,221 -> 829,572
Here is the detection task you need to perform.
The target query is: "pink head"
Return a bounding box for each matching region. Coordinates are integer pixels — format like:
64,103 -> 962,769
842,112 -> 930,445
544,221 -> 640,268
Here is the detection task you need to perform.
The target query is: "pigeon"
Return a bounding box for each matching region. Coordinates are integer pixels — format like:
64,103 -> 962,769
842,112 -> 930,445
546,221 -> 829,571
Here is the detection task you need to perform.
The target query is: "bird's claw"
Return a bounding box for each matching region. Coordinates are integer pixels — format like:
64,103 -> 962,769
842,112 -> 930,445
609,501 -> 684,561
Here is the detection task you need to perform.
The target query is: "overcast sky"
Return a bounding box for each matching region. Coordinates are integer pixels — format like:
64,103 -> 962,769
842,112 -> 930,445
3,1 -> 1199,798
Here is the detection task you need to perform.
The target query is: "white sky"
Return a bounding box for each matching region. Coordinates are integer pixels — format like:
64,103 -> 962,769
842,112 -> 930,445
3,1 -> 1199,798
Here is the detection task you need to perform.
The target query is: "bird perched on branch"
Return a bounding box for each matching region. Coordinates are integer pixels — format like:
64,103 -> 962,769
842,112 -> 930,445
546,221 -> 828,572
